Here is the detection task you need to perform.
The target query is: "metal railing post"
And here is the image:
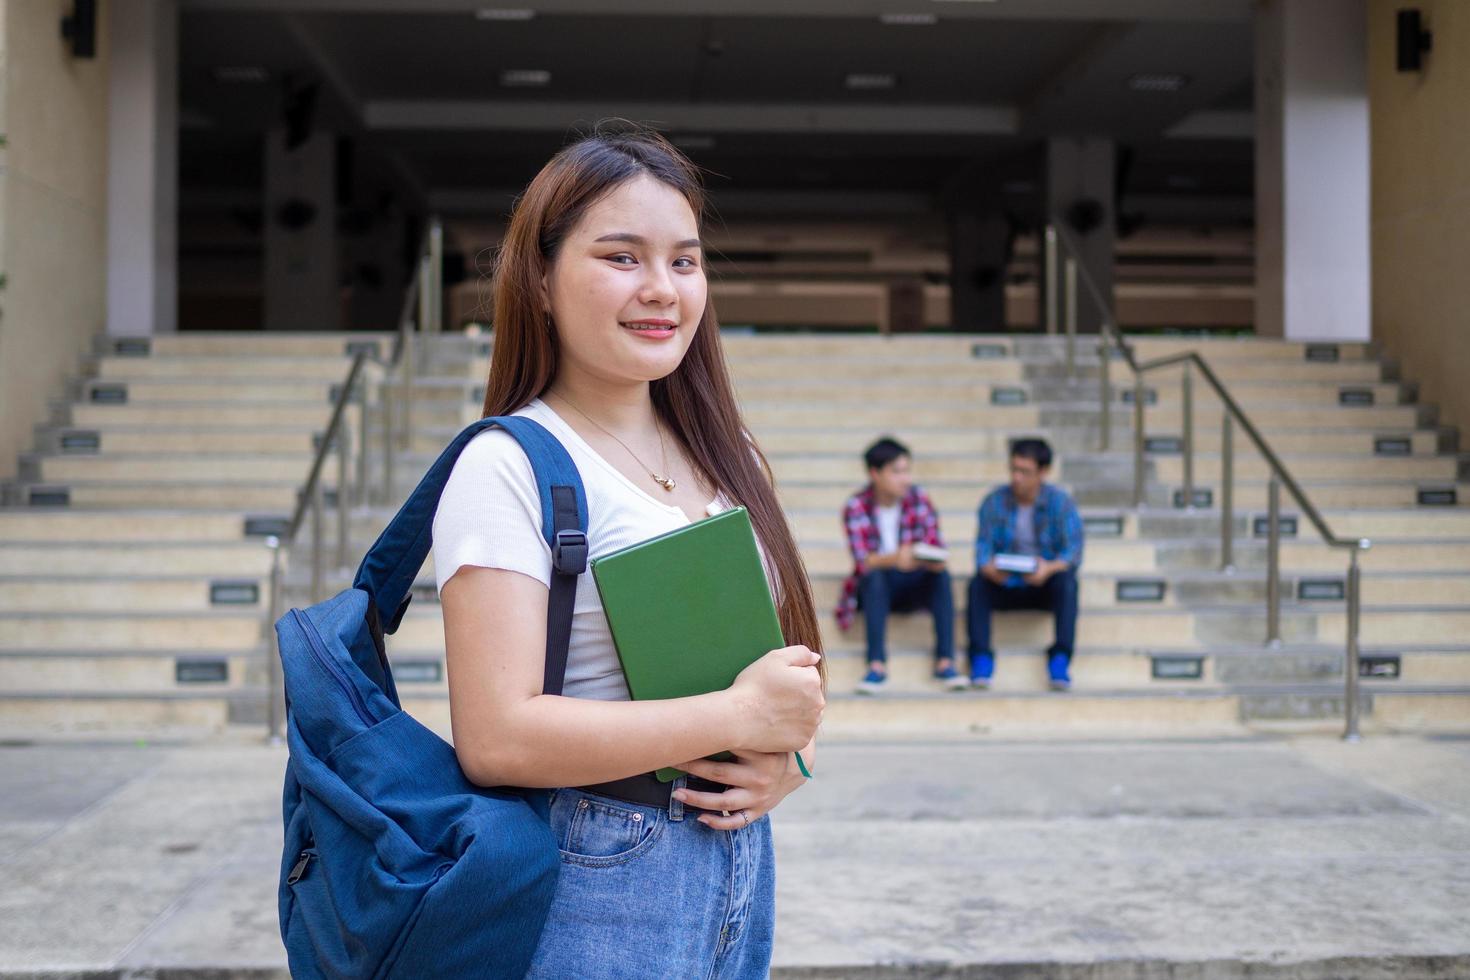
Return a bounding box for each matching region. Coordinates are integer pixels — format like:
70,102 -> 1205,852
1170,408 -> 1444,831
1132,375 -> 1147,508
1063,256 -> 1078,379
1098,339 -> 1112,451
265,536 -> 285,744
1044,225 -> 1058,336
1265,476 -> 1282,647
382,375 -> 395,504
355,396 -> 369,508
401,330 -> 416,452
1182,364 -> 1195,510
335,426 -> 350,571
1344,548 -> 1363,742
417,252 -> 433,343
311,475 -> 325,605
428,217 -> 444,333
1220,413 -> 1235,573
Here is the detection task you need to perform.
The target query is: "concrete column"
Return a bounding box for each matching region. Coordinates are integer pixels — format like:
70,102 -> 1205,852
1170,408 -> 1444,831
264,129 -> 339,331
104,0 -> 178,337
948,211 -> 1009,332
343,201 -> 406,332
1255,0 -> 1370,341
1045,138 -> 1115,333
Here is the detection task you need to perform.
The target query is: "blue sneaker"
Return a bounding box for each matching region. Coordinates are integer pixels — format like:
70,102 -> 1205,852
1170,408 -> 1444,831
1048,652 -> 1072,691
969,652 -> 995,690
934,663 -> 968,692
855,668 -> 887,695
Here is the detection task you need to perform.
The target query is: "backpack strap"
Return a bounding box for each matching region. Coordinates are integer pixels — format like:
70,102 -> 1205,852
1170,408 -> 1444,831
542,484 -> 585,696
352,415 -> 589,695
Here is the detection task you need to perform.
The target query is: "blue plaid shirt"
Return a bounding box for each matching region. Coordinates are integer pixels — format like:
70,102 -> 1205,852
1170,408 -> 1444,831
975,484 -> 1084,570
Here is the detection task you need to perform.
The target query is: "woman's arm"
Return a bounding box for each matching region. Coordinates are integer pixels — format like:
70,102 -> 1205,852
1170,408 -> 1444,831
442,564 -> 823,789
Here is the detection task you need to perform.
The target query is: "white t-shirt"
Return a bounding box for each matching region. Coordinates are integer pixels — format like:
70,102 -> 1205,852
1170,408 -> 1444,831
1014,503 -> 1040,557
432,397 -> 748,702
874,504 -> 901,556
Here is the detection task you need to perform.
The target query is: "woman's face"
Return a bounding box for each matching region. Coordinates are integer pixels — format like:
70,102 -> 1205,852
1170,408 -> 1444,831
543,174 -> 707,388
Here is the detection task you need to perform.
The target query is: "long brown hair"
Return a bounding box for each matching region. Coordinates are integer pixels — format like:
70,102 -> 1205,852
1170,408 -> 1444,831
482,122 -> 824,672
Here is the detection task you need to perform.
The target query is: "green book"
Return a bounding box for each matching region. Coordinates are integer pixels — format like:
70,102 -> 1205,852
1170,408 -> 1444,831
590,506 -> 783,782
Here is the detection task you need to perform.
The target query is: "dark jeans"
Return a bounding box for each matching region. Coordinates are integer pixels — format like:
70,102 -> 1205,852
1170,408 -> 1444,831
966,569 -> 1078,663
857,568 -> 954,666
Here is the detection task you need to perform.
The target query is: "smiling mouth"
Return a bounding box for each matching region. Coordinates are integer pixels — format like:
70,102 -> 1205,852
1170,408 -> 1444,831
621,322 -> 677,331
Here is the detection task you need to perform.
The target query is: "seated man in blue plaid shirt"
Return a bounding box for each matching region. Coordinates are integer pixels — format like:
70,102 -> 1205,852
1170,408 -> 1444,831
968,438 -> 1085,691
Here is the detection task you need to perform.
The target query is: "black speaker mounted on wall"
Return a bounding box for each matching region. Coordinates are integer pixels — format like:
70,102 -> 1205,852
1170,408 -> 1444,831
1397,8 -> 1433,72
61,0 -> 97,59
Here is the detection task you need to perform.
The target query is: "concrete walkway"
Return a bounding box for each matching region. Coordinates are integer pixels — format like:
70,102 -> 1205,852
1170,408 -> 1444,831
2,732 -> 1468,978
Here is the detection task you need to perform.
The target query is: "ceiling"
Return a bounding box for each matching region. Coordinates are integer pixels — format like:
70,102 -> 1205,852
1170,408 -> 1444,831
177,0 -> 1255,226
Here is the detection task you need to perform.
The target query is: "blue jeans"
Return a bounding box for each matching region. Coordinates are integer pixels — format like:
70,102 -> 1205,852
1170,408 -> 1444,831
858,568 -> 955,665
526,784 -> 775,979
965,569 -> 1078,667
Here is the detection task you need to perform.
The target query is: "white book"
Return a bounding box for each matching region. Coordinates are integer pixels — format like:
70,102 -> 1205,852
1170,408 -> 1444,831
911,542 -> 947,563
994,553 -> 1040,574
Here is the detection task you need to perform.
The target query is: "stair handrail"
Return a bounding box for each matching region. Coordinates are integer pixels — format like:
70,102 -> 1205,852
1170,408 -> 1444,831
1046,220 -> 1372,742
260,215 -> 444,742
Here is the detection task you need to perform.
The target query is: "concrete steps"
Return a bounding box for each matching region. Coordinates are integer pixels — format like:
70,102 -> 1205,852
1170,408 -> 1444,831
0,510 -> 263,542
785,504 -> 1470,545
778,478 -> 1464,511
816,686 -> 1470,735
5,331 -> 1468,737
26,451 -> 345,484
8,638 -> 1467,699
760,450 -> 1459,483
0,650 -> 264,692
67,401 -> 371,429
33,425 -> 351,456
819,643 -> 1470,690
8,482 -> 304,509
1154,537 -> 1470,571
0,575 -> 269,612
9,560 -> 1465,616
800,569 -> 1470,611
97,331 -> 393,359
1023,358 -> 1387,383
0,541 -> 274,575
77,377 -> 352,404
91,354 -> 380,381
19,470 -> 1460,513
739,401 -> 1426,430
738,425 -> 1448,457
0,611 -> 263,650
742,377 -> 1415,408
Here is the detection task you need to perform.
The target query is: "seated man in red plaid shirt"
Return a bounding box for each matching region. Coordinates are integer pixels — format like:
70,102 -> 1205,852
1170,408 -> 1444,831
836,437 -> 963,693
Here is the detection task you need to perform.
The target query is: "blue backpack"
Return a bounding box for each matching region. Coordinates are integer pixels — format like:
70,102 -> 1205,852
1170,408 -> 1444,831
275,416 -> 589,979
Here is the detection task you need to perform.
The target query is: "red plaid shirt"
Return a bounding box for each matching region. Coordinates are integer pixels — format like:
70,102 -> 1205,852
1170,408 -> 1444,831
835,484 -> 945,630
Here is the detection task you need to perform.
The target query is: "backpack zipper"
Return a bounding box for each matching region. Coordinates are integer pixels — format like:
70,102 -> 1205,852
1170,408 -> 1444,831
289,609 -> 375,727
287,848 -> 315,885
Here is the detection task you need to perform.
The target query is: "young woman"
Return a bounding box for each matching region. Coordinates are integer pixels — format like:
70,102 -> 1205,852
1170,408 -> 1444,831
432,125 -> 826,977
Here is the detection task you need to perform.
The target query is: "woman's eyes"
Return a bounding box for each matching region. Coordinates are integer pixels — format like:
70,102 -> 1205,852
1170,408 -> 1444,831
603,253 -> 700,270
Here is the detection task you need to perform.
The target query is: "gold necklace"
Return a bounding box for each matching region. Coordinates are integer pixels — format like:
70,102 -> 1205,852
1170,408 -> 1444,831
552,393 -> 677,493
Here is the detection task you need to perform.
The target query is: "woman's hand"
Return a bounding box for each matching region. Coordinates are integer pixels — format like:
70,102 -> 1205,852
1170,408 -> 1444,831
726,646 -> 824,753
670,750 -> 807,830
